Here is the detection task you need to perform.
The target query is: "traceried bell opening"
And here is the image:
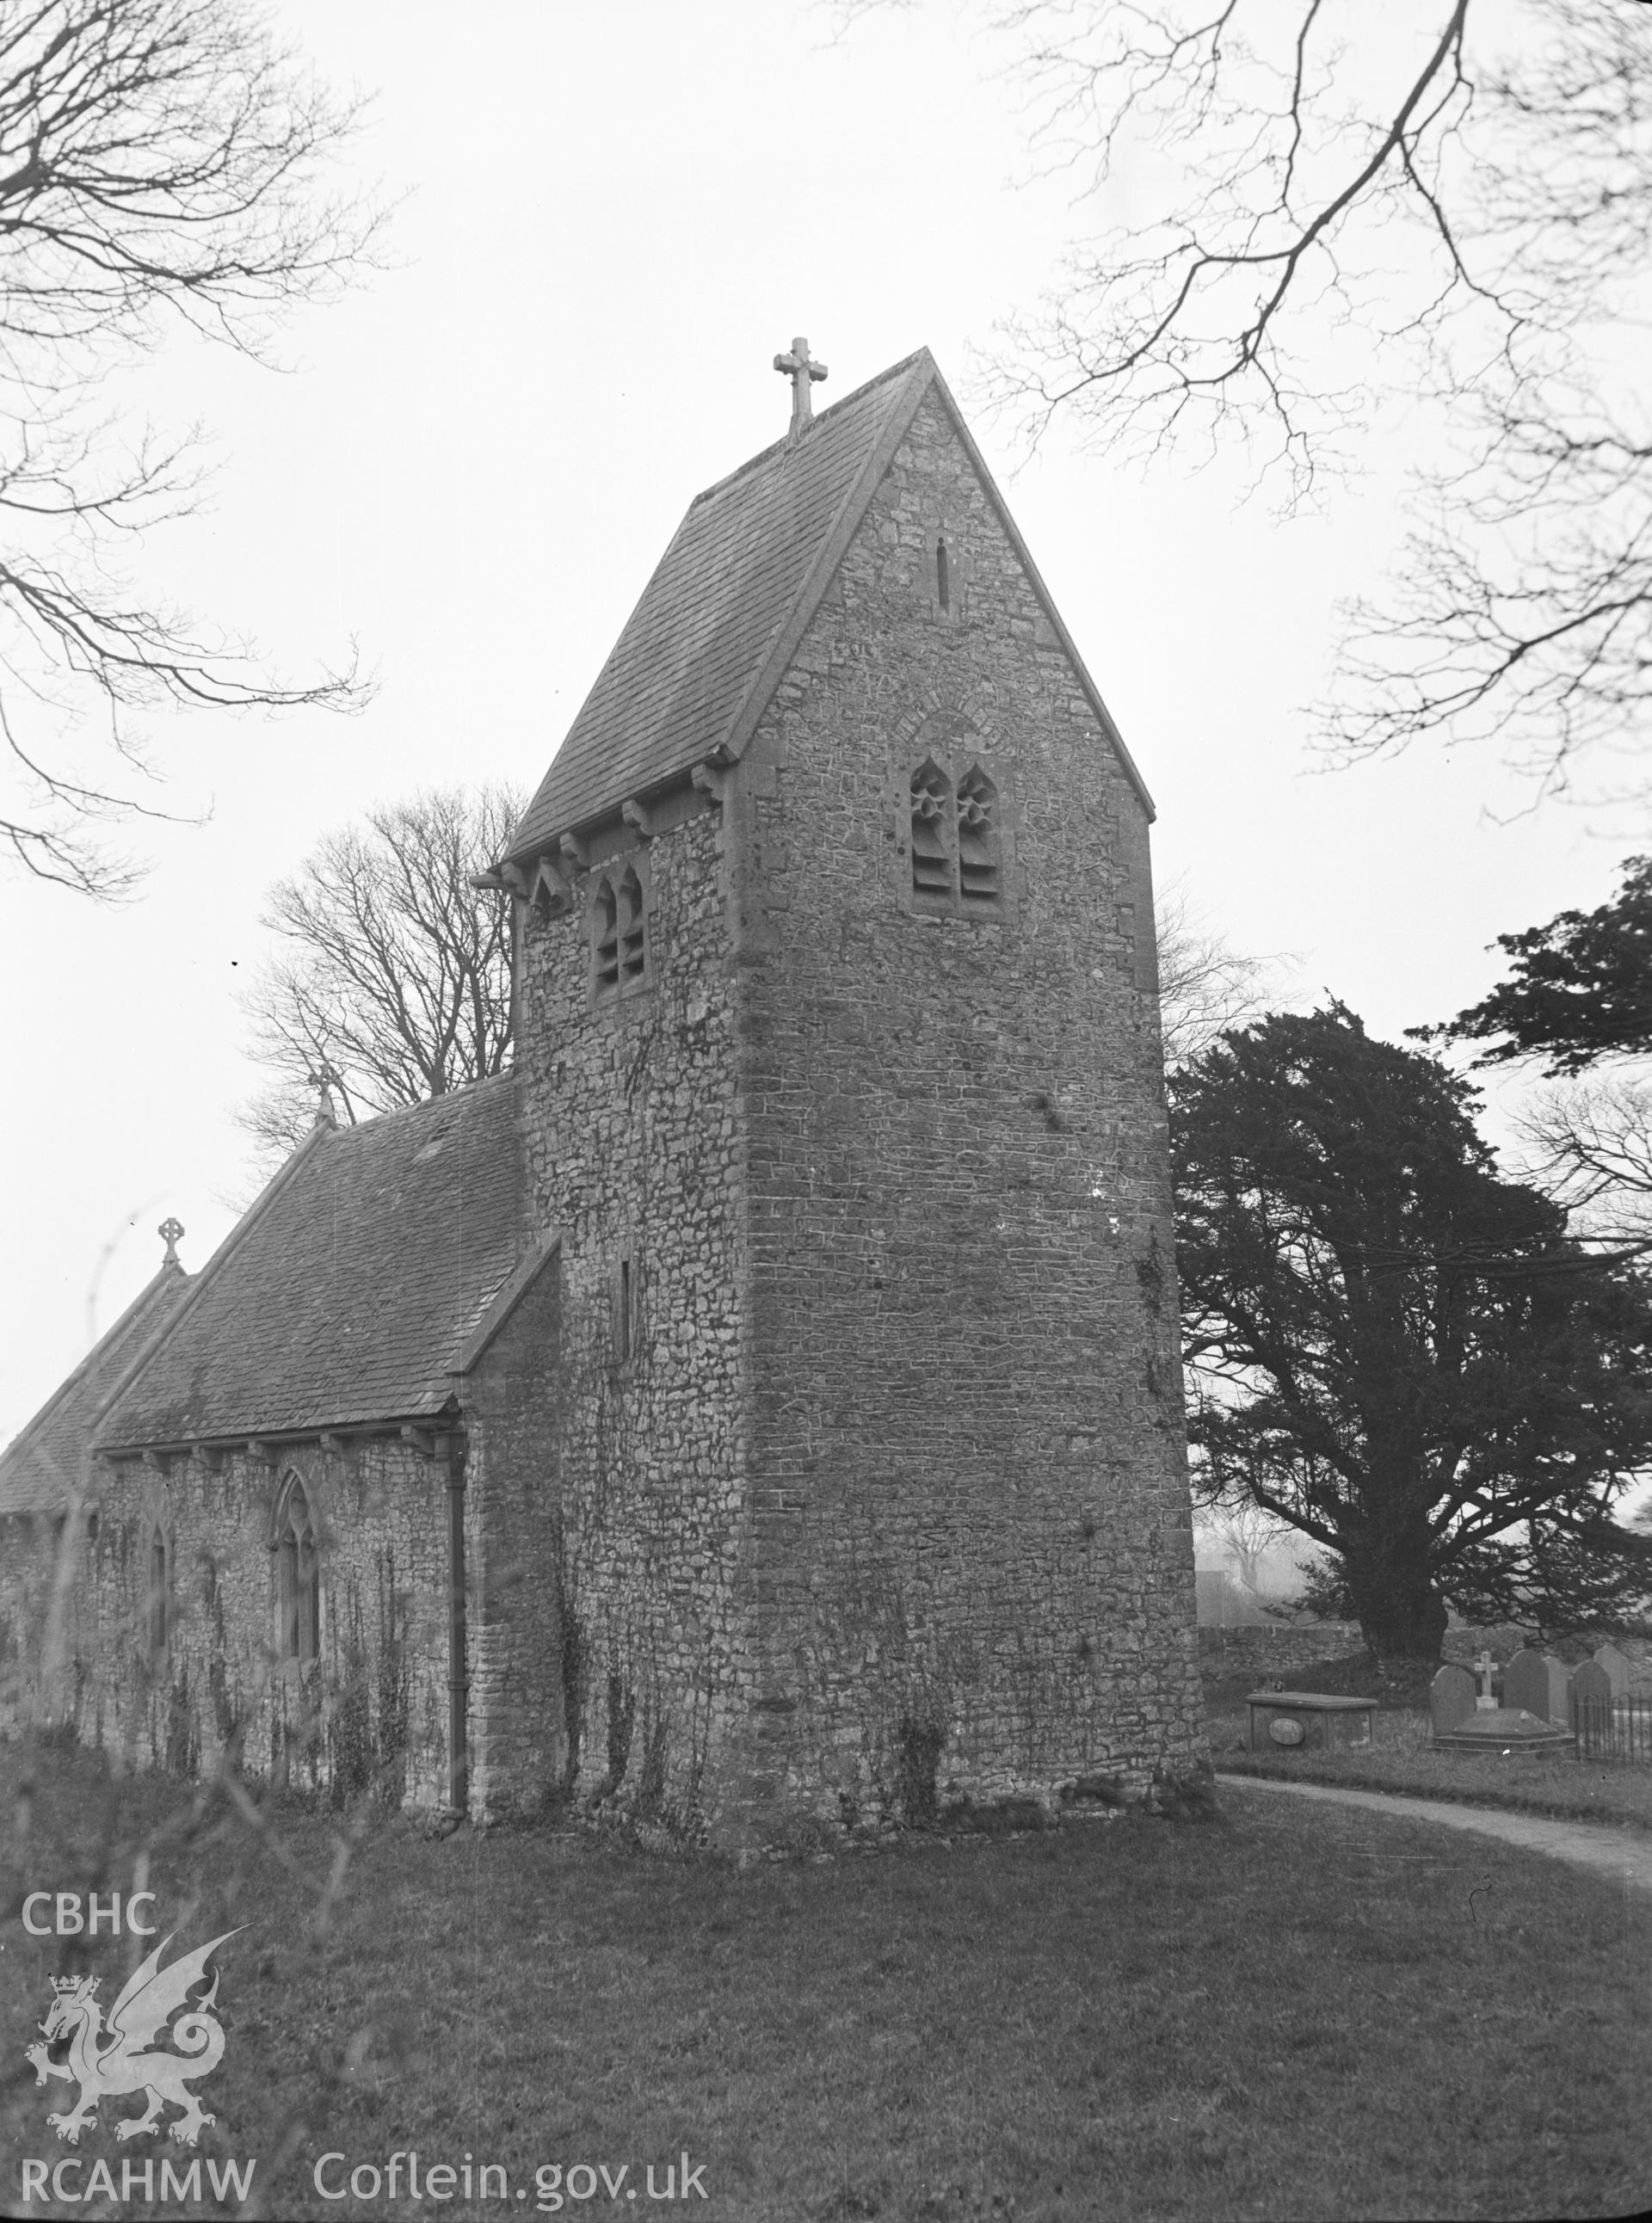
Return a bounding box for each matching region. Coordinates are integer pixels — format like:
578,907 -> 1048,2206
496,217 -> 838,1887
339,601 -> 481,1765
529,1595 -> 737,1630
956,767 -> 1000,904
616,866 -> 646,984
593,876 -> 620,994
910,760 -> 953,898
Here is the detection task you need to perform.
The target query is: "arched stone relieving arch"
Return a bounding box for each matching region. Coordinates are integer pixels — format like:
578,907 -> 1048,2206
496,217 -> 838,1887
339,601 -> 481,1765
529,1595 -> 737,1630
269,1465 -> 323,1668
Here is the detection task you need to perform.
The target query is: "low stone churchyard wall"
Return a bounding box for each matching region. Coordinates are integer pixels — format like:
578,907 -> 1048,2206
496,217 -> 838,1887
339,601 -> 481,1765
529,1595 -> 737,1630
1198,1622 -> 1365,1680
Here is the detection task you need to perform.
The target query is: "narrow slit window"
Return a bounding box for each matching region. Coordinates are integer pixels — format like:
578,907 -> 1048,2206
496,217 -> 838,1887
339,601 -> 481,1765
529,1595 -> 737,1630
614,1254 -> 640,1366
936,538 -> 950,612
910,760 -> 953,898
956,767 -> 1001,905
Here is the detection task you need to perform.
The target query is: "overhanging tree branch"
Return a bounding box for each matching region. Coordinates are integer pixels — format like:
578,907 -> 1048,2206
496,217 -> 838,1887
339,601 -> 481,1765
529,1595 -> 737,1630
0,0 -> 386,898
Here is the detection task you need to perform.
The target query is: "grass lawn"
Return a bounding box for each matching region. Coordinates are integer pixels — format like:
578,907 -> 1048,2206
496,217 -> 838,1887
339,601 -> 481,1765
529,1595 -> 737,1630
1206,1664 -> 1652,1832
3,1740 -> 1649,2221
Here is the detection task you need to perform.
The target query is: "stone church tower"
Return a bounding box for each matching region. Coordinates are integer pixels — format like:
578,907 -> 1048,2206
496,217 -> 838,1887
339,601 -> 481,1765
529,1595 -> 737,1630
494,342 -> 1202,1838
0,342 -> 1204,1848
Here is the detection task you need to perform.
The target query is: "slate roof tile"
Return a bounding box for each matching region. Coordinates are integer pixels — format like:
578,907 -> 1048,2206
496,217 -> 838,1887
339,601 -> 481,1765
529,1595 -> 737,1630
508,351 -> 931,859
0,1267 -> 193,1516
95,1076 -> 522,1449
506,342 -> 1151,863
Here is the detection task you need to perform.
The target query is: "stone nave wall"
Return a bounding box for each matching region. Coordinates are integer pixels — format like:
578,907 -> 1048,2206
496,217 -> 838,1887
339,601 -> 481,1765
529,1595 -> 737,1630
56,1440 -> 453,1807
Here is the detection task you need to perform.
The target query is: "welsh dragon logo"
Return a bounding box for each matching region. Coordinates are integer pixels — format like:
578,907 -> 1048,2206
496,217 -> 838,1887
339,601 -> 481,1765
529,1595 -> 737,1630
26,1929 -> 241,2146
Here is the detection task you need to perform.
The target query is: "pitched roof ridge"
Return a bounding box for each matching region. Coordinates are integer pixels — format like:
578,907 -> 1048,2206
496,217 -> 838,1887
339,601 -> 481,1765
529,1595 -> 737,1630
91,1120 -> 334,1441
687,348 -> 932,513
328,1070 -> 515,1141
713,353 -> 940,767
0,1265 -> 185,1476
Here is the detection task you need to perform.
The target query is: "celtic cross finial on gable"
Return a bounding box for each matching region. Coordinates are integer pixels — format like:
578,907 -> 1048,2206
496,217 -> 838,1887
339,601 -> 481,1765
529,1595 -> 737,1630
774,336 -> 828,440
306,1062 -> 342,1130
158,1218 -> 185,1267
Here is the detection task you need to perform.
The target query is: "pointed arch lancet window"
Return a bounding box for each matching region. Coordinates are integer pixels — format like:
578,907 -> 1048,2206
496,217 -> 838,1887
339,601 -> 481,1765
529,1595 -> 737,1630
593,875 -> 620,995
956,767 -> 1001,905
589,859 -> 651,1005
617,866 -> 646,984
146,1530 -> 169,1659
910,760 -> 953,899
274,1474 -> 321,1666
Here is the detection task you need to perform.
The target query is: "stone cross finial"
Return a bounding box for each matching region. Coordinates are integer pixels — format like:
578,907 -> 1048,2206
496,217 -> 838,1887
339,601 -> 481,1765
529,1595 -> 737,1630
774,336 -> 828,439
1474,1647 -> 1496,1710
157,1217 -> 184,1268
308,1063 -> 342,1130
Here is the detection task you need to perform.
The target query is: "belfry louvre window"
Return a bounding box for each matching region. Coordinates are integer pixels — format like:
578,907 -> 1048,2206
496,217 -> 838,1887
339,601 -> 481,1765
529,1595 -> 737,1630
274,1474 -> 321,1666
956,767 -> 1000,903
910,760 -> 953,897
590,863 -> 650,1003
909,756 -> 1004,912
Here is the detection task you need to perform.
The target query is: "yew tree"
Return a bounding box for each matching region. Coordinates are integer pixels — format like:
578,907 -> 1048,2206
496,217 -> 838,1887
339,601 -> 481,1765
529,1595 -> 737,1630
1173,1006 -> 1652,1661
1435,857 -> 1652,1075
1433,857 -> 1652,1246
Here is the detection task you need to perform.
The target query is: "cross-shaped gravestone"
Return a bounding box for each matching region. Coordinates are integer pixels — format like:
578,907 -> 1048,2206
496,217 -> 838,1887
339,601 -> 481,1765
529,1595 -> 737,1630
774,336 -> 829,437
1474,1647 -> 1497,1710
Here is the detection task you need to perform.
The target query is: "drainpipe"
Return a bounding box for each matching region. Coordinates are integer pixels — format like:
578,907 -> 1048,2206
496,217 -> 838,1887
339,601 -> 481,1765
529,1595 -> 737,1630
445,1430 -> 469,1814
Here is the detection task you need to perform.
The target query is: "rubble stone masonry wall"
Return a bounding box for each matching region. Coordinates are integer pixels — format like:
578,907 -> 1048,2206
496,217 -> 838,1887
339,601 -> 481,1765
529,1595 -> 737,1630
727,389 -> 1205,1831
516,807 -> 752,1838
59,1440 -> 453,1805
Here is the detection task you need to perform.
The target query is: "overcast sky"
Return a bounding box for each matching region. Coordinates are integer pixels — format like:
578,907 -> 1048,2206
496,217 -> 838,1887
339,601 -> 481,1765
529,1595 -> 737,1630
1,0 -> 1640,1445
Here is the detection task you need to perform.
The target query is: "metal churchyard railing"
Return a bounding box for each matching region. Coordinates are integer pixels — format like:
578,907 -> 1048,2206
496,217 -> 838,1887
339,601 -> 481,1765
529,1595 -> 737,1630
1569,1660 -> 1652,1764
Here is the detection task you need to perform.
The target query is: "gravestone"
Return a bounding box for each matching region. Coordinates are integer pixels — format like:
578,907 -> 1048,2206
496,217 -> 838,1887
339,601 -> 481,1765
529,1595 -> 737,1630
1544,1655 -> 1573,1727
1503,1647 -> 1550,1722
1594,1642 -> 1631,1698
1430,1662 -> 1476,1738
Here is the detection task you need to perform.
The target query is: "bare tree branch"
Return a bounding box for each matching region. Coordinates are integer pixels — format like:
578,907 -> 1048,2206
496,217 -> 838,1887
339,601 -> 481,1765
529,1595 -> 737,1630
1516,1075 -> 1652,1245
835,0 -> 1652,802
0,0 -> 386,898
1155,873 -> 1285,1067
235,785 -> 524,1170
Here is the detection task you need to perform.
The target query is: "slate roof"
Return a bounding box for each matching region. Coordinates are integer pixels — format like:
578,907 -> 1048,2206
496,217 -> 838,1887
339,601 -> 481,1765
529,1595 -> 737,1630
0,1265 -> 193,1516
95,1077 -> 523,1450
505,347 -> 1153,867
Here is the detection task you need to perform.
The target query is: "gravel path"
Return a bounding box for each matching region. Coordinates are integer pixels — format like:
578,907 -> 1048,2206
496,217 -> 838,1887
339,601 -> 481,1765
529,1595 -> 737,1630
1215,1771 -> 1652,1897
